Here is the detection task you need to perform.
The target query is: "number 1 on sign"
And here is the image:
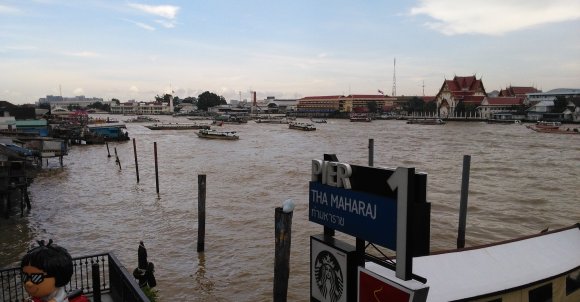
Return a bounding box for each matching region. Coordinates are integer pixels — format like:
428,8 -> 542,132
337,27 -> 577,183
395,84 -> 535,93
387,167 -> 410,280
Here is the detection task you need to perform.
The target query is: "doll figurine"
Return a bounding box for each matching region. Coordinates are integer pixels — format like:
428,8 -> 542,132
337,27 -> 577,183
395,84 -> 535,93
20,239 -> 87,302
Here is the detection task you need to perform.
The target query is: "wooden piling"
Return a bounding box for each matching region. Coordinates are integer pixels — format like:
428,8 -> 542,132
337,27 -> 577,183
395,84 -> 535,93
368,138 -> 374,167
457,155 -> 471,249
274,207 -> 293,302
133,138 -> 139,183
197,174 -> 206,252
154,142 -> 159,194
92,263 -> 101,302
106,142 -> 111,158
114,147 -> 122,170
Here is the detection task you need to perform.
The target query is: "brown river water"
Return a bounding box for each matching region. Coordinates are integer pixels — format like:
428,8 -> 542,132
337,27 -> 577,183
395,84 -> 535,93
1,116 -> 579,301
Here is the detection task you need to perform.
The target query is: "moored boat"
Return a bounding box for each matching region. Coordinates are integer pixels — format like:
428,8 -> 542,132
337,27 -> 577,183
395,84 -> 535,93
289,122 -> 316,131
196,129 -> 239,140
145,123 -> 211,130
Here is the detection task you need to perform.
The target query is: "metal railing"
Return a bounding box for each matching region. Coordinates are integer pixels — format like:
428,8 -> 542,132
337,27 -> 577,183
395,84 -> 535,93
0,252 -> 149,302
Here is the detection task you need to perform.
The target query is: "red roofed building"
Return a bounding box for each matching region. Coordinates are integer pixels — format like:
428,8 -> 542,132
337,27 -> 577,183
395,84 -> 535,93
296,94 -> 396,115
498,86 -> 541,98
478,97 -> 525,119
435,75 -> 486,117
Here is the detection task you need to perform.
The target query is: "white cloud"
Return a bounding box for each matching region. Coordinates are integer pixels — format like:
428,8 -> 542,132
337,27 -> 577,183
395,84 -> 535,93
136,22 -> 155,31
65,51 -> 101,58
129,86 -> 139,93
155,19 -> 176,28
73,88 -> 84,95
128,3 -> 179,19
410,0 -> 580,35
0,5 -> 19,14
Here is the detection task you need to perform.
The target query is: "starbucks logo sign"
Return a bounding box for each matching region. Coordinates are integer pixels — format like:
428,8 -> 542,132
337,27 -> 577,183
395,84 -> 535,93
314,250 -> 344,302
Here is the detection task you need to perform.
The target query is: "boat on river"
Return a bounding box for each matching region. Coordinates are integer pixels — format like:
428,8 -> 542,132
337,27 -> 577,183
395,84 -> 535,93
124,116 -> 160,123
255,117 -> 292,124
366,224 -> 580,302
289,122 -> 316,131
196,129 -> 239,140
350,113 -> 372,122
406,118 -> 446,125
310,118 -> 327,123
145,123 -> 211,130
534,121 -> 562,130
527,125 -> 580,134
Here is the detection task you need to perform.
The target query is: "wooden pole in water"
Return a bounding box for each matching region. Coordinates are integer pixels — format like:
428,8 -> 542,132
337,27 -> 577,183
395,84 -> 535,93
154,142 -> 159,194
106,142 -> 111,157
114,147 -> 122,170
274,207 -> 293,302
457,155 -> 471,249
133,138 -> 140,183
197,174 -> 206,252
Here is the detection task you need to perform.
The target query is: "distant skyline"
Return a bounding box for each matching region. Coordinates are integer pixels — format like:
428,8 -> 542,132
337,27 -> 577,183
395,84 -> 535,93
1,0 -> 579,104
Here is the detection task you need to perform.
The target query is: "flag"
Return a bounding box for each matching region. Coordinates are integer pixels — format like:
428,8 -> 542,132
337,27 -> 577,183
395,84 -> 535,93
378,89 -> 384,95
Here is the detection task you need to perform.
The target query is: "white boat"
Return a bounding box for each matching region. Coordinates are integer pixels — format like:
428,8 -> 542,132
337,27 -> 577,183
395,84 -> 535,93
196,129 -> 239,140
289,122 -> 316,131
310,118 -> 327,123
145,123 -> 211,130
366,224 -> 580,302
406,118 -> 445,125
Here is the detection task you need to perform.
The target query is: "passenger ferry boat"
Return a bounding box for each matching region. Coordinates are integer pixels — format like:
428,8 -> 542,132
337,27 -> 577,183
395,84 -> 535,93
196,129 -> 239,140
366,224 -> 580,302
145,123 -> 211,130
288,122 -> 316,131
350,113 -> 372,122
406,118 -> 446,125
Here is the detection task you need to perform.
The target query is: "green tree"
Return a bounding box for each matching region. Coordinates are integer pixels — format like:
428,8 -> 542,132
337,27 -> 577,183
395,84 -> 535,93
404,97 -> 425,113
181,97 -> 197,105
111,98 -> 121,105
553,96 -> 568,113
197,91 -> 226,111
155,94 -> 173,104
367,101 -> 378,113
87,101 -> 110,112
425,101 -> 437,113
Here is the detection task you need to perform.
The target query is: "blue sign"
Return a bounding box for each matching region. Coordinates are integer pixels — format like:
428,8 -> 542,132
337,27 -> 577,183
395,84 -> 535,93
309,181 -> 397,249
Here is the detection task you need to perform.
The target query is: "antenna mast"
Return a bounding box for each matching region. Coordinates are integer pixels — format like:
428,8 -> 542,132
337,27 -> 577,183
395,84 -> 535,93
391,58 -> 397,97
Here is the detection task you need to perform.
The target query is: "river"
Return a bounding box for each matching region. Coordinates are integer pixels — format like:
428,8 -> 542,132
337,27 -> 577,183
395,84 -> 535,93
1,116 -> 579,301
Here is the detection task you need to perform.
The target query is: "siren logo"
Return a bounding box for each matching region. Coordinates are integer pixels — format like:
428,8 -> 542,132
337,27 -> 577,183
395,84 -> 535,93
314,250 -> 344,302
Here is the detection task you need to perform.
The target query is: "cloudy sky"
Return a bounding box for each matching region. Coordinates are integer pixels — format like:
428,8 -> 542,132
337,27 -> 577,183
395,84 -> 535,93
1,0 -> 579,104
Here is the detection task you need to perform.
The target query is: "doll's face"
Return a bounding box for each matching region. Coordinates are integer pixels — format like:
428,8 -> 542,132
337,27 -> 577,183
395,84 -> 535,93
22,265 -> 56,298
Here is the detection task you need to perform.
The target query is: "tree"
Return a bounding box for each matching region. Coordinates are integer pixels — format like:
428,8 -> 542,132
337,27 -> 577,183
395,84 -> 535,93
155,94 -> 173,104
404,97 -> 425,113
181,97 -> 197,105
87,101 -> 111,112
367,101 -> 378,113
455,100 -> 466,115
425,101 -> 437,113
197,91 -> 226,111
553,96 -> 568,113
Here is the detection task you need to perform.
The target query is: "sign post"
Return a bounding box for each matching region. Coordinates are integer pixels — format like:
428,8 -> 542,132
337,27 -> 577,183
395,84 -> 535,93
309,154 -> 430,302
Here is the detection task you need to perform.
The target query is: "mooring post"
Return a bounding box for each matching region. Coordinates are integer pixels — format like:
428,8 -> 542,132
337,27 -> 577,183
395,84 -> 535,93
457,155 -> 471,249
92,263 -> 101,302
114,147 -> 121,170
106,142 -> 111,158
197,174 -> 206,252
274,207 -> 293,302
154,142 -> 159,194
133,138 -> 139,183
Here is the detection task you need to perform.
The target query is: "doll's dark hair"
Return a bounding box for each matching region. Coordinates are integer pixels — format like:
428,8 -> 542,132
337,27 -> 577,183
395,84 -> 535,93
20,239 -> 73,287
